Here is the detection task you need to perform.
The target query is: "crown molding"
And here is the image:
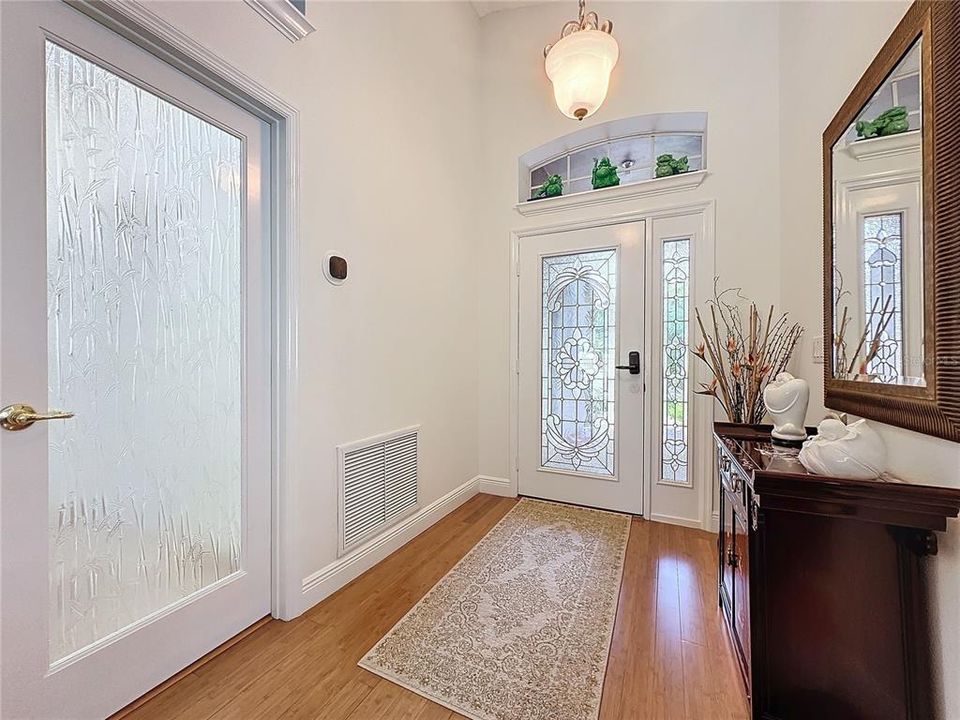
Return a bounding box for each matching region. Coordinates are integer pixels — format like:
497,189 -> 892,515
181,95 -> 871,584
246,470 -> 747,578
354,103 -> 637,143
244,0 -> 316,42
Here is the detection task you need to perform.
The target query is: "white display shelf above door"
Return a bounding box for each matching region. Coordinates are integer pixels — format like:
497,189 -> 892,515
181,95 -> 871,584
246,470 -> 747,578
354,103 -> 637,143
515,170 -> 708,217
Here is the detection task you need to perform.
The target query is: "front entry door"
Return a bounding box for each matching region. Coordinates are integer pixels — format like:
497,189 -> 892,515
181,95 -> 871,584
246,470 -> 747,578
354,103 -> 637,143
1,3 -> 271,717
518,222 -> 645,514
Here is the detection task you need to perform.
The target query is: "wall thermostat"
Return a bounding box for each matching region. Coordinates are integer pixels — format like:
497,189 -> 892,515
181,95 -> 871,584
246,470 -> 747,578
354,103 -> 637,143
323,253 -> 347,285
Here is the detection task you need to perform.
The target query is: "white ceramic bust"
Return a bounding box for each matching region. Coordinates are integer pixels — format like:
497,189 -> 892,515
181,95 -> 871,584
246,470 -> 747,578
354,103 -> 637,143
763,372 -> 810,443
798,418 -> 887,480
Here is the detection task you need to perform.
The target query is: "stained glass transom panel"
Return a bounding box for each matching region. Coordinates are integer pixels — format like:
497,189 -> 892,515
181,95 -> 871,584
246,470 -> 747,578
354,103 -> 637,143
863,213 -> 904,380
661,240 -> 690,484
541,250 -> 617,476
45,42 -> 243,662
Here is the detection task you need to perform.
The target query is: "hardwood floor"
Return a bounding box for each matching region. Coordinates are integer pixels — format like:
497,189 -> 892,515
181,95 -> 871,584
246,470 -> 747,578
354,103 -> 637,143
120,494 -> 749,720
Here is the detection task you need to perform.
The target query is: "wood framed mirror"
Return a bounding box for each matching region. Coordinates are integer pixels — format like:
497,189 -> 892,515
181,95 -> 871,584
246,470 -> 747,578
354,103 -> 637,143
823,0 -> 960,442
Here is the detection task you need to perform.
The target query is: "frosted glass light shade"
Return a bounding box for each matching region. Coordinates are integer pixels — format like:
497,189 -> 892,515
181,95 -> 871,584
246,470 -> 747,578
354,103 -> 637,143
545,29 -> 619,121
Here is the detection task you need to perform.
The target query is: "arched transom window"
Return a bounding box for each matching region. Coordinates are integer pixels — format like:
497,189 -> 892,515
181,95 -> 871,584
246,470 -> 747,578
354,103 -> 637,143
530,132 -> 703,198
519,113 -> 707,203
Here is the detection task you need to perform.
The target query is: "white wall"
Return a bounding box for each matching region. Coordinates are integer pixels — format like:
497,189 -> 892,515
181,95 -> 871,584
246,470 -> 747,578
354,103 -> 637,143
477,1 -> 783,487
142,1 -> 482,617
778,3 -> 960,717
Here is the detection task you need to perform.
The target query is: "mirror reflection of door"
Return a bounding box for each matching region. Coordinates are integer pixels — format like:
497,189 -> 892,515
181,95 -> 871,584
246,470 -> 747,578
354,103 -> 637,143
830,38 -> 925,386
834,181 -> 923,383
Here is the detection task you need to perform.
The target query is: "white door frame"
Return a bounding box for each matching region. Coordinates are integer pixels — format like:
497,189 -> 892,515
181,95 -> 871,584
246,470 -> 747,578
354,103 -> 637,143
834,170 -> 924,382
65,0 -> 302,619
508,199 -> 716,527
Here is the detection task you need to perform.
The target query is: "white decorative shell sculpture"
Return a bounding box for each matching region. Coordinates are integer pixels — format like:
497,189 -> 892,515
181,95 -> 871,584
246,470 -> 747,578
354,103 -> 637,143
798,418 -> 887,480
762,372 -> 810,442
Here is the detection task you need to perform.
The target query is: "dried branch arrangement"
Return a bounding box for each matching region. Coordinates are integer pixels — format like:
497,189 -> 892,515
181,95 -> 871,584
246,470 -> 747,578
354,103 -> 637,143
834,295 -> 897,379
832,270 -> 897,379
833,268 -> 853,372
692,281 -> 804,424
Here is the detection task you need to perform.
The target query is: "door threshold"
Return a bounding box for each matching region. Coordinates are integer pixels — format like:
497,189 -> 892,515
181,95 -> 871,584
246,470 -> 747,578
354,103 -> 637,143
518,493 -> 642,517
109,615 -> 273,719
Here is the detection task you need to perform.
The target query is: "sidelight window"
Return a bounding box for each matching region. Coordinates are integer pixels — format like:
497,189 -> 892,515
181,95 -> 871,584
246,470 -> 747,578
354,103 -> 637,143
661,239 -> 691,485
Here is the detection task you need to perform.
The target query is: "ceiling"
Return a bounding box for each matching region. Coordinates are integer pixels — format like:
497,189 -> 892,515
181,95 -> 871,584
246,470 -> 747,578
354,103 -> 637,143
470,1 -> 550,18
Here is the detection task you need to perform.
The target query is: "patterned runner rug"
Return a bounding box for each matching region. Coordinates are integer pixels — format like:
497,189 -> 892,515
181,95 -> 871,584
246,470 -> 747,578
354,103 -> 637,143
359,498 -> 632,720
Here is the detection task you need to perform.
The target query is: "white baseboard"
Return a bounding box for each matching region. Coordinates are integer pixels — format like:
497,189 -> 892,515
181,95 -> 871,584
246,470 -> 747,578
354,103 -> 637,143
708,511 -> 720,534
649,512 -> 708,530
300,475 -> 481,611
477,475 -> 515,497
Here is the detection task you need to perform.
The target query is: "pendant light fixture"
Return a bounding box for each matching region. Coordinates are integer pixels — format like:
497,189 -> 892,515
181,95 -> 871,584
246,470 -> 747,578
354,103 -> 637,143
543,0 -> 619,121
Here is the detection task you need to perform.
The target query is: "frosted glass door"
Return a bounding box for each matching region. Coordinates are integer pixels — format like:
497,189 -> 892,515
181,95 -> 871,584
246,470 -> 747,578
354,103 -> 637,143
46,42 -> 243,662
1,3 -> 270,717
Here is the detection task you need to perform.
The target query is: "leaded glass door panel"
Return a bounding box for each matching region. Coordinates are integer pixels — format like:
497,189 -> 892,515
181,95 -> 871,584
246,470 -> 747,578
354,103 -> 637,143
518,223 -> 645,514
1,4 -> 271,718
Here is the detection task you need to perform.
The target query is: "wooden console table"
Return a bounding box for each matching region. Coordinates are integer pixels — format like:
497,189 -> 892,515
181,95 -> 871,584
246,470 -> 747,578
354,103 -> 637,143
714,422 -> 960,720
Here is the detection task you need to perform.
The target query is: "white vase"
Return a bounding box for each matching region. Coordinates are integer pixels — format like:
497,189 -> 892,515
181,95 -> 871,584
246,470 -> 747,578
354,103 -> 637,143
798,418 -> 887,480
763,372 -> 810,443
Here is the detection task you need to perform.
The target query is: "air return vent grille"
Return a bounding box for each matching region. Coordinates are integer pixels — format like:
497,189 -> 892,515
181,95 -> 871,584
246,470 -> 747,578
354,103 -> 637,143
338,426 -> 420,555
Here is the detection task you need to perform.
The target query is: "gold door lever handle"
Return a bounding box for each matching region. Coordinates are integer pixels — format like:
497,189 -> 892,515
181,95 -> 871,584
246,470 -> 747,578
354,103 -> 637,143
0,404 -> 75,431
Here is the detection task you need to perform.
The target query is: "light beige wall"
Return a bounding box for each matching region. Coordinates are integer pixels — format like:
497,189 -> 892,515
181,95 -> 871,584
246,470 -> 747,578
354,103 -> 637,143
143,1 -> 482,615
477,1 -> 783,481
778,3 -> 960,717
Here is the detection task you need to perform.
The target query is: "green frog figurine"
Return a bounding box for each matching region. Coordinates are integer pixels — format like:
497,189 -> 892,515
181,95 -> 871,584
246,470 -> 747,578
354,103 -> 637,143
655,154 -> 689,178
591,157 -> 620,190
856,105 -> 909,139
532,174 -> 564,200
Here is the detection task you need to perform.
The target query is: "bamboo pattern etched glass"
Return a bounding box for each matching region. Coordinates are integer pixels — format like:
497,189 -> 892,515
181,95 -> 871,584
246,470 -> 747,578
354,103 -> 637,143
45,42 -> 243,662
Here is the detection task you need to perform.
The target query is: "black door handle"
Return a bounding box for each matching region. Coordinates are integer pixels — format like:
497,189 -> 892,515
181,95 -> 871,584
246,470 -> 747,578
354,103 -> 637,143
615,350 -> 641,375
